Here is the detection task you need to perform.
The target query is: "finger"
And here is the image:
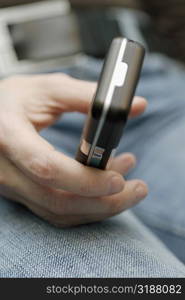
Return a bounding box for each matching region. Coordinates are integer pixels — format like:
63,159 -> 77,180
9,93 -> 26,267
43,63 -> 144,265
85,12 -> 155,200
12,180 -> 148,227
0,154 -> 147,227
37,180 -> 148,227
129,96 -> 148,118
2,118 -> 125,197
3,165 -> 147,228
57,180 -> 148,216
103,179 -> 148,214
39,74 -> 147,116
16,175 -> 147,220
108,153 -> 136,174
38,73 -> 97,114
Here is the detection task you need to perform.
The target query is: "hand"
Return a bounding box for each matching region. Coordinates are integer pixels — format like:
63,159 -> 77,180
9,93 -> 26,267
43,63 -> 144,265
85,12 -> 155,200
0,74 -> 148,227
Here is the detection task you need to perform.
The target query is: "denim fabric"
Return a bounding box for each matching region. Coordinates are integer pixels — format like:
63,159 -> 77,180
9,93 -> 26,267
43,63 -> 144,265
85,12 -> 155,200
1,53 -> 185,277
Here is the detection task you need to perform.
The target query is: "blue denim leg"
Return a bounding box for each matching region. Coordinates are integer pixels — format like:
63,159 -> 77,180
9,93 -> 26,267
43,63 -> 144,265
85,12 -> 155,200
1,54 -> 185,277
0,197 -> 185,277
121,54 -> 185,264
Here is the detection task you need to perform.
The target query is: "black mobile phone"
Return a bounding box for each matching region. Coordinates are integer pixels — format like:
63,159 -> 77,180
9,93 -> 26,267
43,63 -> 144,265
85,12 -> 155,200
76,37 -> 145,169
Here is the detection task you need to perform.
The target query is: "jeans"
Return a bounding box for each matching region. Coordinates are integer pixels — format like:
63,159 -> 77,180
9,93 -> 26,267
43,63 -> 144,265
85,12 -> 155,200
0,53 -> 185,277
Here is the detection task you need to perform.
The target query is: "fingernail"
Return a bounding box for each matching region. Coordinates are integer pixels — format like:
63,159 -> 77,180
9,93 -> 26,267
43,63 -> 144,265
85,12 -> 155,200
124,157 -> 136,170
109,176 -> 124,194
135,184 -> 148,199
134,96 -> 146,104
134,97 -> 141,103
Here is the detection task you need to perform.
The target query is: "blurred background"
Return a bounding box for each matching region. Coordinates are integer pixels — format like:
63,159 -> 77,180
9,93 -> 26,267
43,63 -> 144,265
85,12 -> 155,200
0,0 -> 184,77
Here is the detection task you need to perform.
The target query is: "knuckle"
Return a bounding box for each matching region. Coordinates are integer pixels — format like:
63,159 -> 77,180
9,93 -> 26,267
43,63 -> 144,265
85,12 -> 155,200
105,197 -> 124,215
79,178 -> 95,196
28,157 -> 56,184
42,189 -> 67,216
46,193 -> 76,223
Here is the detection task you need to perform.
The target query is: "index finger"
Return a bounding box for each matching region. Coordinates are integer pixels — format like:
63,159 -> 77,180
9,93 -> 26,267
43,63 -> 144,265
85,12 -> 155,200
39,74 -> 148,117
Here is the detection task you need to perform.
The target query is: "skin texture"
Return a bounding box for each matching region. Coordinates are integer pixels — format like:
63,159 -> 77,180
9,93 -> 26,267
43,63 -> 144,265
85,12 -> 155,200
0,74 -> 148,227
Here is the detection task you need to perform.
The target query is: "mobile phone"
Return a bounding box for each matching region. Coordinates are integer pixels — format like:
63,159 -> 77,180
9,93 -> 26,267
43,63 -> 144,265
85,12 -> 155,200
76,37 -> 145,169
